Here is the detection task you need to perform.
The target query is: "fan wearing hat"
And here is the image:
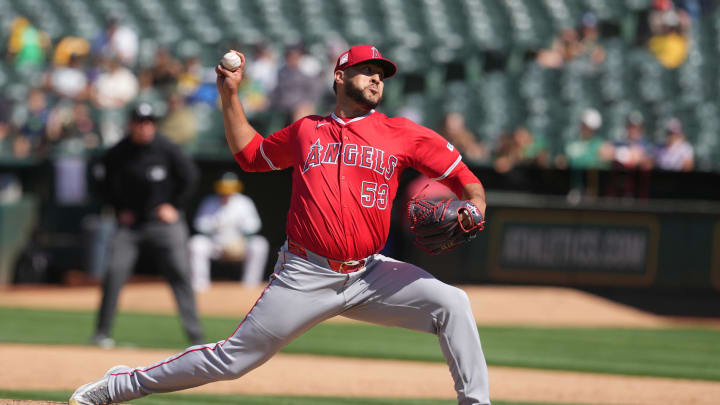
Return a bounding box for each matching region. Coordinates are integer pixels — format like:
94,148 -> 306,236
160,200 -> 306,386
85,102 -> 205,352
656,117 -> 694,171
188,172 -> 269,292
71,46 -> 491,405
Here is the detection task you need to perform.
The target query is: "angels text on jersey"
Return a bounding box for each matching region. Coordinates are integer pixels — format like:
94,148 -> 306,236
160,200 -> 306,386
302,138 -> 399,181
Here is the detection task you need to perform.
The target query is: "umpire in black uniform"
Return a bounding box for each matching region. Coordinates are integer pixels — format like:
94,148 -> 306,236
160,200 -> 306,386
91,103 -> 204,347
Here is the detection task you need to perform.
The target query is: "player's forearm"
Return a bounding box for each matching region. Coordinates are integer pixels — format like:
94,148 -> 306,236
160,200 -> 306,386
461,182 -> 486,216
220,94 -> 258,155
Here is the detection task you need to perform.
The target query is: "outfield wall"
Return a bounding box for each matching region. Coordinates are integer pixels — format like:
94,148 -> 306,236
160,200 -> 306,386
3,161 -> 720,292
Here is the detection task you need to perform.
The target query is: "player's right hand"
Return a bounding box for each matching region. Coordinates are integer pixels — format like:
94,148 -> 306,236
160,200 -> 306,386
216,50 -> 246,100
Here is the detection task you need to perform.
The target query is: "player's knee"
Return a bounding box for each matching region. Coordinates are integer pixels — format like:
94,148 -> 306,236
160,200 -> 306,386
440,287 -> 472,315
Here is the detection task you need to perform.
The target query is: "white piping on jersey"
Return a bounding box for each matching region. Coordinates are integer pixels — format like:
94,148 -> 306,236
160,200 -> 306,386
259,142 -> 280,170
331,109 -> 375,126
432,155 -> 463,181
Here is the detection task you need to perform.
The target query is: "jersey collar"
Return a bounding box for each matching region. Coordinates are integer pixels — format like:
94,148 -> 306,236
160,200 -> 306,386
331,109 -> 375,126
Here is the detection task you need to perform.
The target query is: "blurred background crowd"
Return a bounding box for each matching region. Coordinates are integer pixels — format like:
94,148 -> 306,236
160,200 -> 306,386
0,0 -> 717,181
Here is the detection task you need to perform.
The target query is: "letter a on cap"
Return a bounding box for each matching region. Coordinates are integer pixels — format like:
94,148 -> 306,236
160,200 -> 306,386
371,47 -> 380,59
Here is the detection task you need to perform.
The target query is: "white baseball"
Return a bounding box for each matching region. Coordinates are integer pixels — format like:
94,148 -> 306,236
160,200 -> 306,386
221,52 -> 242,71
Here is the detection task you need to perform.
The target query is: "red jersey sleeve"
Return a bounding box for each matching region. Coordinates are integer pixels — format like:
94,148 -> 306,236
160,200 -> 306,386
408,122 -> 481,198
233,119 -> 301,172
409,123 -> 463,180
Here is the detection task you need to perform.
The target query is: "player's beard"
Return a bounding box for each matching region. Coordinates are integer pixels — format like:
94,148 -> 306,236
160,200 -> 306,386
345,81 -> 381,110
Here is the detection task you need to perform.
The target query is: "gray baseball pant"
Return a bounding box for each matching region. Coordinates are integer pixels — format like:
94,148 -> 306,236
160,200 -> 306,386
108,241 -> 491,404
96,220 -> 204,344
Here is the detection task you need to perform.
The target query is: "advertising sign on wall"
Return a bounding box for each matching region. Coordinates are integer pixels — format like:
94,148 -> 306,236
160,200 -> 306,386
489,210 -> 660,286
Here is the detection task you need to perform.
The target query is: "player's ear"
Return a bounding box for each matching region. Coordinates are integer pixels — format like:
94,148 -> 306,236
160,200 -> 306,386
334,70 -> 344,87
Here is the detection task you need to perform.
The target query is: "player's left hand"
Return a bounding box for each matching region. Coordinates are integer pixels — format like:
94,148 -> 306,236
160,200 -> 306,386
407,199 -> 485,255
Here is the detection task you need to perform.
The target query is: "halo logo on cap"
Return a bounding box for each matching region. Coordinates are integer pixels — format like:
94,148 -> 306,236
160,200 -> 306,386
333,45 -> 398,78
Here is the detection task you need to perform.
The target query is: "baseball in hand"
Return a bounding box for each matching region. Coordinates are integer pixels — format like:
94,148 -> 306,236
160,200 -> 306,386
221,52 -> 242,71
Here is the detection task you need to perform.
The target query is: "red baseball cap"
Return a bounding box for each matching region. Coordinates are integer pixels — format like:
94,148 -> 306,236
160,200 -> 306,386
334,45 -> 397,79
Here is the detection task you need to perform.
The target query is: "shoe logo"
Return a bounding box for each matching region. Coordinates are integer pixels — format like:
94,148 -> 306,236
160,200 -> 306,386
316,122 -> 330,128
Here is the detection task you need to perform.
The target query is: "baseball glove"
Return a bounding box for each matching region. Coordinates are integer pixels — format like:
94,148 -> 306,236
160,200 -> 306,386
407,198 -> 485,254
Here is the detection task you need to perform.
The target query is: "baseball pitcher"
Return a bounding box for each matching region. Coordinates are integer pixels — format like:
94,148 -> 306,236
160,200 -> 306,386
70,44 -> 490,405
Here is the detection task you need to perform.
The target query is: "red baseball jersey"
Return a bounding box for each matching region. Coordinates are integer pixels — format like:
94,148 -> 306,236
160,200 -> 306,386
234,110 -> 480,260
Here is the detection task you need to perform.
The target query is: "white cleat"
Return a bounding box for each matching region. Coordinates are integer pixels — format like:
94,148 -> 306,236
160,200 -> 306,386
68,365 -> 129,405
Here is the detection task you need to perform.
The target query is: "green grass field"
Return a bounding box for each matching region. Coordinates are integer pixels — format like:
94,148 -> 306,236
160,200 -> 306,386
0,390 -> 592,405
1,307 -> 719,381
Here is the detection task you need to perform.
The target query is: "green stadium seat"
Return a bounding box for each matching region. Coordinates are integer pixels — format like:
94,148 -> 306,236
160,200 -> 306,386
625,0 -> 651,10
540,0 -> 581,30
581,0 -> 625,21
502,0 -> 551,50
459,0 -> 511,51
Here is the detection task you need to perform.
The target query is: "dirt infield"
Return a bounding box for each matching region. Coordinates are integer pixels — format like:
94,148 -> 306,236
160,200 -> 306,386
2,282 -> 719,404
3,343 -> 720,405
0,345 -> 720,405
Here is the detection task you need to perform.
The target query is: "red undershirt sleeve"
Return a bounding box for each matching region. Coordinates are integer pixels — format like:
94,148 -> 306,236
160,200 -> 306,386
438,161 -> 482,199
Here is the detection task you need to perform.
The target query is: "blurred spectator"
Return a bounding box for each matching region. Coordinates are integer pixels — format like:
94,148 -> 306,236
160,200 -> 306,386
271,45 -> 319,124
439,111 -> 489,165
612,111 -> 655,170
538,14 -> 606,71
606,111 -> 654,198
91,103 -> 204,348
11,88 -> 50,158
188,173 -> 269,292
135,65 -> 164,106
675,0 -> 717,20
558,108 -> 613,170
92,17 -> 139,67
557,108 -> 614,201
656,117 -> 694,171
177,55 -> 205,98
46,101 -> 100,152
6,16 -> 50,68
493,127 -> 549,173
91,58 -> 139,110
577,13 -> 606,67
91,58 -> 139,146
536,27 -> 583,69
516,127 -> 551,168
493,131 -> 520,173
648,9 -> 690,68
45,53 -> 89,101
159,92 -> 197,146
246,43 -> 279,97
0,95 -> 12,147
238,44 -> 280,116
52,36 -> 90,67
145,47 -> 183,94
